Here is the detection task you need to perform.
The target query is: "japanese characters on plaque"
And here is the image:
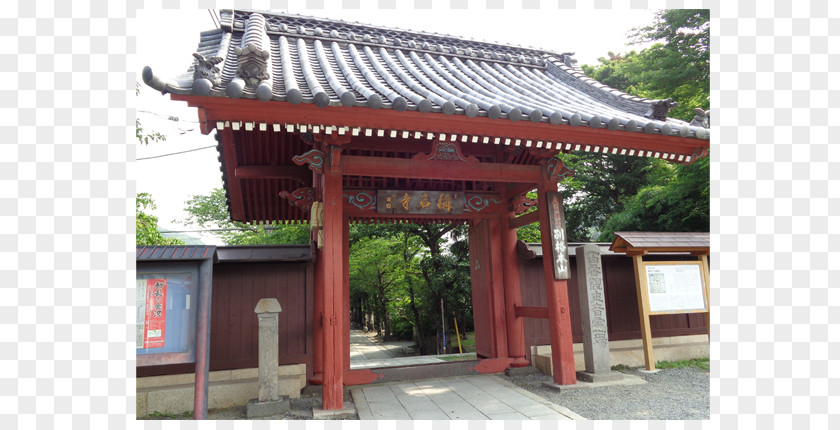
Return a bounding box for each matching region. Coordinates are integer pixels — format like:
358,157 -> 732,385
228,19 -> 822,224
377,190 -> 465,215
136,278 -> 167,349
583,248 -> 609,347
545,191 -> 571,279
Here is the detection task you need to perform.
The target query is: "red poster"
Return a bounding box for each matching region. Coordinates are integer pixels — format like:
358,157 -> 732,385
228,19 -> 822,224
143,279 -> 167,348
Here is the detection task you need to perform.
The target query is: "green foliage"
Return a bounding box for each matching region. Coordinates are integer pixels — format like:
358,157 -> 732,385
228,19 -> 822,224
144,410 -> 193,420
655,357 -> 710,370
597,154 -> 710,242
347,223 -> 473,350
557,153 -> 659,242
181,188 -> 310,245
136,192 -> 185,246
558,9 -> 710,240
136,83 -> 166,145
581,9 -> 710,122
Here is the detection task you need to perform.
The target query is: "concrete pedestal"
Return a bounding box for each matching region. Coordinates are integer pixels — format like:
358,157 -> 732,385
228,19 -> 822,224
246,397 -> 290,418
575,370 -> 624,383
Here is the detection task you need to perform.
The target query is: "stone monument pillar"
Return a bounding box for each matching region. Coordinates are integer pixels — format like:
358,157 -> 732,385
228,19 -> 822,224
575,244 -> 622,382
246,298 -> 290,418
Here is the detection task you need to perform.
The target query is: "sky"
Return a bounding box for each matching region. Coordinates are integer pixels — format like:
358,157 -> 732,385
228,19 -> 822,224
135,6 -> 659,245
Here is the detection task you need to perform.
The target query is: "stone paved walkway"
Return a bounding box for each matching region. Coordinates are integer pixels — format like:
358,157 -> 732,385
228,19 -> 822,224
350,330 -> 446,369
350,375 -> 584,420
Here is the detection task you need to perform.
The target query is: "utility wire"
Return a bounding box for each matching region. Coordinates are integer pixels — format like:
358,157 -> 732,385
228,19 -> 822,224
208,9 -> 220,29
136,145 -> 216,161
137,110 -> 201,124
161,226 -> 302,233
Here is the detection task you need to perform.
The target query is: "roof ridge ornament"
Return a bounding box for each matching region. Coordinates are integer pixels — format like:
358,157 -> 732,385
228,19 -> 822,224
227,13 -> 272,100
647,98 -> 679,121
689,108 -> 710,129
192,53 -> 223,88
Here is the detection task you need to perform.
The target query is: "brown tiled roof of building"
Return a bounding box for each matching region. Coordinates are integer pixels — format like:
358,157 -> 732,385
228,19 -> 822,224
609,232 -> 710,254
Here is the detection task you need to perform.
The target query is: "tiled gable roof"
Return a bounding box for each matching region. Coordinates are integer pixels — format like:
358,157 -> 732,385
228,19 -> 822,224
609,232 -> 710,254
143,9 -> 710,142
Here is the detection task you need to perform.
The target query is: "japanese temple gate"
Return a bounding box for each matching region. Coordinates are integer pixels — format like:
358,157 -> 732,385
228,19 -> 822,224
144,10 -> 711,409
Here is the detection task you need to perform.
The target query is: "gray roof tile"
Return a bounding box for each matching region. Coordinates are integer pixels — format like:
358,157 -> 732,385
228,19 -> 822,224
143,9 -> 711,143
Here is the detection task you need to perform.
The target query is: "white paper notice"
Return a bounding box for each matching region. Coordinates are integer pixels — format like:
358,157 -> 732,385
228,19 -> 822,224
136,279 -> 146,349
645,264 -> 706,313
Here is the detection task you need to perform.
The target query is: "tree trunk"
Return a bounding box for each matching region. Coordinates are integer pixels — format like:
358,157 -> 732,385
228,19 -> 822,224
408,279 -> 423,354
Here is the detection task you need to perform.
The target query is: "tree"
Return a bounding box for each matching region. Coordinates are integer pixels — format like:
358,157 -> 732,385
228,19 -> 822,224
136,192 -> 185,246
582,9 -> 710,121
598,154 -> 710,241
181,188 -> 310,245
135,84 -> 175,246
136,83 -> 166,145
556,9 -> 710,241
557,153 -> 660,241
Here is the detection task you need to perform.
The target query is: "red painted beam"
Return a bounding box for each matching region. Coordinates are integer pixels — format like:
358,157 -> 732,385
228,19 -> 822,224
219,127 -> 247,221
234,165 -> 311,182
469,358 -> 513,374
341,155 -> 542,183
514,306 -> 550,319
509,210 -> 540,229
343,369 -> 381,385
173,95 -> 708,157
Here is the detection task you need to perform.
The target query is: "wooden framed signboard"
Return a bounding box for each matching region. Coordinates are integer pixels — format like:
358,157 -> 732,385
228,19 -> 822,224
633,258 -> 710,370
642,261 -> 708,314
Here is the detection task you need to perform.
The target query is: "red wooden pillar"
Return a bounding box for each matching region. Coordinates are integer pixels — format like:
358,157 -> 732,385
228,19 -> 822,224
343,219 -> 351,371
500,198 -> 529,367
310,247 -> 324,384
309,142 -> 324,386
320,144 -> 346,409
487,217 -> 509,359
537,182 -> 577,385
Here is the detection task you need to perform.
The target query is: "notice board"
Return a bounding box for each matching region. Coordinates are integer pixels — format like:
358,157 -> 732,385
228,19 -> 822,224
643,261 -> 708,314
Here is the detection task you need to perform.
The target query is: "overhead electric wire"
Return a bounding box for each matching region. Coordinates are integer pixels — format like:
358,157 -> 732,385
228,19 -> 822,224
136,145 -> 216,160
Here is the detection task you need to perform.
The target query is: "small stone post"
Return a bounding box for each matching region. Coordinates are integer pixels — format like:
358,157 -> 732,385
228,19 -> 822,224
246,298 -> 290,418
575,245 -> 622,382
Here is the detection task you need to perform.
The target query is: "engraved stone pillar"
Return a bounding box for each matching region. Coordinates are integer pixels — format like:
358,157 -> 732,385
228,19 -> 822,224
246,298 -> 290,418
575,245 -> 622,382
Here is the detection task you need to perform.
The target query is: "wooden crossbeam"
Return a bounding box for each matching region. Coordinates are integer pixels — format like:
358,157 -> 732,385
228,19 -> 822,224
514,306 -> 549,319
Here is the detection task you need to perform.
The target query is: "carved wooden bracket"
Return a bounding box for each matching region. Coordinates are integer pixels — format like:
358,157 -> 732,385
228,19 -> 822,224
543,158 -> 574,183
279,187 -> 316,211
512,194 -> 537,215
463,193 -> 502,213
413,141 -> 479,163
342,190 -> 376,211
292,149 -> 325,174
329,145 -> 342,172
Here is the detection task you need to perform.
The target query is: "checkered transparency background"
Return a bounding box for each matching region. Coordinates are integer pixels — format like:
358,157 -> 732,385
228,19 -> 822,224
2,0 -> 835,428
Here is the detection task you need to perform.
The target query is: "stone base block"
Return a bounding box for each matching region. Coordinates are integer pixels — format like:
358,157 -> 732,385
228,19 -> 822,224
505,366 -> 541,377
542,373 -> 646,391
312,401 -> 356,419
576,370 -> 624,383
638,369 -> 661,374
246,397 -> 290,418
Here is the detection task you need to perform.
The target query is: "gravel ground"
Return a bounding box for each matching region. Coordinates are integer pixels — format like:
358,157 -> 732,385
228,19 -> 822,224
503,366 -> 710,420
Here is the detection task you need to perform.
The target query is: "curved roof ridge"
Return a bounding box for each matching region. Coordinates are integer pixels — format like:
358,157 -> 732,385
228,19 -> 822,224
223,9 -> 557,63
543,56 -> 677,121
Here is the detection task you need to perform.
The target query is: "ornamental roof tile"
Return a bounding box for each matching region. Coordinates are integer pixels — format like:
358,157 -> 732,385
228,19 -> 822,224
143,9 -> 711,142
